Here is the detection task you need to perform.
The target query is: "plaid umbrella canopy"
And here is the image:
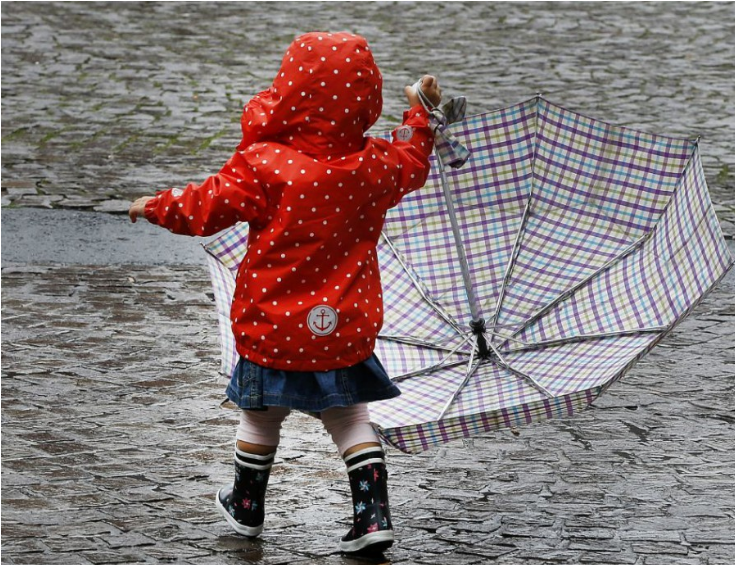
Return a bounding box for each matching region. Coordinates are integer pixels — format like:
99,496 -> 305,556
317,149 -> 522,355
204,96 -> 733,454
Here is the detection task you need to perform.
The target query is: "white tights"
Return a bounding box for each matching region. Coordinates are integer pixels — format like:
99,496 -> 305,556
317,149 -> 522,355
236,404 -> 379,457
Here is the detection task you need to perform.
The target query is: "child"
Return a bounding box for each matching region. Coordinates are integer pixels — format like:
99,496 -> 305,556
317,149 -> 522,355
129,32 -> 441,555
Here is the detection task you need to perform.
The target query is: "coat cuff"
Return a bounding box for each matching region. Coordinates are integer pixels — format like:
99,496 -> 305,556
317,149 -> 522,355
403,104 -> 430,123
143,195 -> 162,224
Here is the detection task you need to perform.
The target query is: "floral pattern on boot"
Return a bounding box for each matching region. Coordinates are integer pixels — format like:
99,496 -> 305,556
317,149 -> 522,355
215,449 -> 274,537
340,447 -> 394,554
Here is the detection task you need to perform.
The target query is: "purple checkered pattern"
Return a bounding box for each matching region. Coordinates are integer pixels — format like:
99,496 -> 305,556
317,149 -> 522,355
515,150 -> 732,347
203,98 -> 733,454
432,121 -> 471,169
495,100 -> 696,331
369,98 -> 733,453
380,98 -> 538,328
204,253 -> 239,376
203,223 -> 249,376
377,239 -> 463,349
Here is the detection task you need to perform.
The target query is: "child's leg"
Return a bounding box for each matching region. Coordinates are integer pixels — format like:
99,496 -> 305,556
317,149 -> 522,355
322,404 -> 394,554
216,407 -> 290,537
236,406 -> 291,453
321,404 -> 380,457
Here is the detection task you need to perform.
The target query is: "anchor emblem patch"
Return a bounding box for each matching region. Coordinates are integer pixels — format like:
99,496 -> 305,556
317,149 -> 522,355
307,306 -> 338,336
395,125 -> 414,141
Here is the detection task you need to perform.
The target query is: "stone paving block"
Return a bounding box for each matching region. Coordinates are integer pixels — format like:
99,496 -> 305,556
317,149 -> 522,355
455,545 -> 517,560
75,550 -> 148,564
578,554 -> 639,565
415,553 -> 485,565
630,541 -> 690,556
3,554 -> 98,565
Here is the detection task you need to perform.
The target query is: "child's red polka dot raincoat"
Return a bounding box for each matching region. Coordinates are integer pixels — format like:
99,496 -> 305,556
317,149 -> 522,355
145,32 -> 434,371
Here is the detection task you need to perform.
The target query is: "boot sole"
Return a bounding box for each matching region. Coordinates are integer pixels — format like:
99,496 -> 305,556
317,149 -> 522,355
340,530 -> 394,554
214,489 -> 263,537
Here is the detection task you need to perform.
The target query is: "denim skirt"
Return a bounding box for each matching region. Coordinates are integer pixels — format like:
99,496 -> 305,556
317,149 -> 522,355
226,354 -> 401,412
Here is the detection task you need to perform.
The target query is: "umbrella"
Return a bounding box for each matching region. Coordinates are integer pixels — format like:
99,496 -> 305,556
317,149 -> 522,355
204,96 -> 733,454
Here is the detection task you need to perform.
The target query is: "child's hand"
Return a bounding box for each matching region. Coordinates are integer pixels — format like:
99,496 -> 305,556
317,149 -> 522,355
129,196 -> 153,223
404,75 -> 442,108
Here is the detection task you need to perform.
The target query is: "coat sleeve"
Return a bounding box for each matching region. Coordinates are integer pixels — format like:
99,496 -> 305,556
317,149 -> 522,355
237,89 -> 272,150
388,105 -> 435,207
144,145 -> 269,236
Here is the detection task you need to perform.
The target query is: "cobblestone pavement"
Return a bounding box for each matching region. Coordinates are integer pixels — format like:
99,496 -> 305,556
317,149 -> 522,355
2,252 -> 735,565
1,1 -> 734,233
3,2 -> 735,564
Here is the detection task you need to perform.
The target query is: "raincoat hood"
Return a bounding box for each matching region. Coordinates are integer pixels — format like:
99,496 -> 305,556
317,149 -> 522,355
239,32 -> 383,156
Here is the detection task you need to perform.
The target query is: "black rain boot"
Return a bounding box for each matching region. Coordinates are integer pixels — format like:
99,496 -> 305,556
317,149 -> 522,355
340,446 -> 394,554
215,447 -> 275,537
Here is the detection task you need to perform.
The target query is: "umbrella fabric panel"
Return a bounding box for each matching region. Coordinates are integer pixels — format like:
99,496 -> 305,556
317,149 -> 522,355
204,222 -> 249,274
442,361 -> 550,420
374,339 -> 464,385
513,148 -> 733,347
493,100 -> 696,333
370,364 -> 477,428
383,180 -> 470,322
202,223 -> 250,376
371,360 -> 555,428
492,207 -> 636,331
376,387 -> 600,454
204,251 -> 239,376
644,148 -> 734,299
381,98 -> 537,327
512,253 -> 669,346
505,334 -> 657,396
534,100 -> 694,237
378,234 -> 464,352
448,103 -> 538,318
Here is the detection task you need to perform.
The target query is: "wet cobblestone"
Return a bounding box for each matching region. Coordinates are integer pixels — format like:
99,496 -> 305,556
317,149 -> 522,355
3,2 -> 735,564
1,1 -> 734,234
2,255 -> 734,564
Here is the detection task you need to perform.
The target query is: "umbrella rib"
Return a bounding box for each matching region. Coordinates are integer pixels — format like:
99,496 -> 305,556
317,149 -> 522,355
380,231 -> 464,334
437,342 -> 481,420
390,332 -> 475,383
377,334 -> 472,354
504,326 -> 668,353
391,360 -> 470,384
487,340 -> 555,398
487,330 -> 528,346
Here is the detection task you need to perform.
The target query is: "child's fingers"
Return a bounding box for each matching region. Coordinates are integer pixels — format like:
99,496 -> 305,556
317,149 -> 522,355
129,197 -> 151,223
420,75 -> 441,106
406,75 -> 441,107
404,85 -> 419,106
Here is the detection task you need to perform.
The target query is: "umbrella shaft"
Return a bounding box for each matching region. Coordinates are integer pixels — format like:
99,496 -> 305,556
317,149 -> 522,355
438,159 -> 483,325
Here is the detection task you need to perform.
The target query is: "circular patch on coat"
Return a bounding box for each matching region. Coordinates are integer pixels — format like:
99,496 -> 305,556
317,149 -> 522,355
395,125 -> 414,142
307,306 -> 338,336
